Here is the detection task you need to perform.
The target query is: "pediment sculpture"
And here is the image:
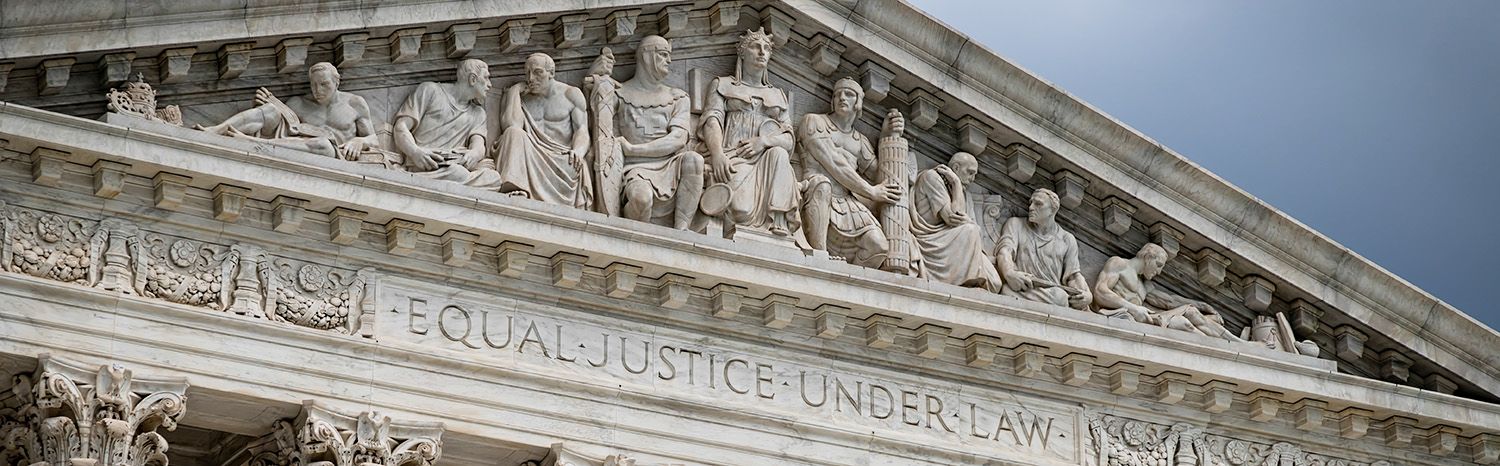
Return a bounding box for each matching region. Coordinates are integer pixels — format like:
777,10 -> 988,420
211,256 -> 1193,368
110,27 -> 1323,359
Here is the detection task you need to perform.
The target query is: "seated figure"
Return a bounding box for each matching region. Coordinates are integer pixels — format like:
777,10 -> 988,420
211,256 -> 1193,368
995,189 -> 1092,310
796,78 -> 904,268
594,35 -> 704,229
910,152 -> 1001,291
495,53 -> 591,207
198,62 -> 380,160
700,28 -> 799,237
1093,243 -> 1241,341
390,59 -> 503,189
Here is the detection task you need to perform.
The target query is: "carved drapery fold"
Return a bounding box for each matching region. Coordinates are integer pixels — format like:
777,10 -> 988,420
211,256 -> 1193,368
0,355 -> 188,466
248,402 -> 442,466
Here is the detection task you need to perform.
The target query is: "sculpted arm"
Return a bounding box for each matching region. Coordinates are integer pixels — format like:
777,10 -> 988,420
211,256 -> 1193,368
621,97 -> 690,159
1063,238 -> 1092,309
341,96 -> 380,159
392,115 -> 436,171
500,83 -> 525,131
799,114 -> 880,201
1145,286 -> 1215,317
700,85 -> 733,183
994,219 -> 1030,291
1093,259 -> 1136,310
567,87 -> 590,157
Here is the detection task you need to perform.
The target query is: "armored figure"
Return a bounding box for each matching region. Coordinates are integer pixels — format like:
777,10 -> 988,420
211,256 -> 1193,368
796,78 -> 905,267
198,62 -> 380,160
700,28 -> 799,237
594,35 -> 705,230
495,53 -> 592,207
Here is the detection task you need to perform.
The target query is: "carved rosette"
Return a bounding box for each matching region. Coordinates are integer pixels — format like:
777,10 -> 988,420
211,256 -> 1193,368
1,202 -> 98,285
0,355 -> 188,466
1085,413 -> 1391,466
250,402 -> 442,466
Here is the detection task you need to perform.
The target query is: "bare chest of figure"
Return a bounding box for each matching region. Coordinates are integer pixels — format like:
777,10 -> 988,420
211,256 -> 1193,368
828,130 -> 865,165
1112,273 -> 1149,305
522,94 -> 575,143
290,96 -> 358,138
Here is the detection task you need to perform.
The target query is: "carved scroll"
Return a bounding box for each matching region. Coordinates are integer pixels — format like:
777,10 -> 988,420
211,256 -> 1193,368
0,355 -> 188,466
876,116 -> 912,273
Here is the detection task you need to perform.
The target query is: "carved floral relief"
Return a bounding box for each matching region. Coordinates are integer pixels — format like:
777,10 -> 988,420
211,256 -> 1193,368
0,202 -> 373,336
1085,413 -> 1390,466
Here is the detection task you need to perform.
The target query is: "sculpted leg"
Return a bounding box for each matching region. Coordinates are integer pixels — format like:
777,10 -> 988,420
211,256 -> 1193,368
200,104 -> 277,137
1184,309 -> 1239,340
852,228 -> 890,269
674,151 -> 705,230
801,176 -> 832,252
623,179 -> 655,223
763,147 -> 796,235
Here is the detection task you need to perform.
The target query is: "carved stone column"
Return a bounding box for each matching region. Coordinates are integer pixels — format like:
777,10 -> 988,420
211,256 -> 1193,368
225,244 -> 269,319
0,354 -> 189,466
248,401 -> 443,466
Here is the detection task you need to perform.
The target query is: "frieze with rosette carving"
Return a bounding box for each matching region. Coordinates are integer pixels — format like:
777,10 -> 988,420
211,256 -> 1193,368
1085,413 -> 1391,466
0,201 -> 374,336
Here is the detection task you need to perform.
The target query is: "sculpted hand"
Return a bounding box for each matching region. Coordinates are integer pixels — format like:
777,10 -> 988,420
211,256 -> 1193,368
461,147 -> 487,169
1067,288 -> 1092,310
338,139 -> 365,160
254,88 -> 276,107
881,109 -> 906,139
943,209 -> 970,225
407,148 -> 440,171
1003,270 -> 1034,292
869,181 -> 903,205
708,153 -> 733,184
568,148 -> 586,172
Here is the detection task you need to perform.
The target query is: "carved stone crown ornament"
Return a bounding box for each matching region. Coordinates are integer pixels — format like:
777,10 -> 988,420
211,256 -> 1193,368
247,401 -> 443,466
0,355 -> 188,466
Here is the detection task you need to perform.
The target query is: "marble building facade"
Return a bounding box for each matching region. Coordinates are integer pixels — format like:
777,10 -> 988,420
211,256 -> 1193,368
0,1 -> 1496,465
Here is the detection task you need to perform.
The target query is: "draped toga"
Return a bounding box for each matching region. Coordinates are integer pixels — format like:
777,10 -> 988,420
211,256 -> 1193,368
996,216 -> 1083,306
395,82 -> 502,189
702,77 -> 797,231
910,168 -> 1001,291
495,90 -> 590,208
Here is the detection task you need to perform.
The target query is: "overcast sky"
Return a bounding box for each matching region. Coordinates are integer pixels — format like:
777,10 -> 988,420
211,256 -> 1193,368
907,0 -> 1500,331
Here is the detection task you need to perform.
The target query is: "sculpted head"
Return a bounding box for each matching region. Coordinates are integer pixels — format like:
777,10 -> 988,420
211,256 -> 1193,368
949,152 -> 979,184
457,59 -> 491,103
308,62 -> 340,105
832,77 -> 863,119
737,27 -> 774,73
524,53 -> 556,94
1137,243 -> 1170,279
1027,188 -> 1061,226
636,35 -> 673,82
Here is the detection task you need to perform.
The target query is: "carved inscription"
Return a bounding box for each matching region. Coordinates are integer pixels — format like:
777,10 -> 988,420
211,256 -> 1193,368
375,278 -> 1080,463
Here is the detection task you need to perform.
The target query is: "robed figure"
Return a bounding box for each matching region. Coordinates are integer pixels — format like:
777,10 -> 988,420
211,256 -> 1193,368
495,53 -> 592,207
910,152 -> 1002,291
700,28 -> 799,237
995,189 -> 1092,310
391,59 -> 503,189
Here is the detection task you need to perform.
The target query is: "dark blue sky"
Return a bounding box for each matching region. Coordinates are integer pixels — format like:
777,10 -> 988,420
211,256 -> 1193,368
909,0 -> 1500,331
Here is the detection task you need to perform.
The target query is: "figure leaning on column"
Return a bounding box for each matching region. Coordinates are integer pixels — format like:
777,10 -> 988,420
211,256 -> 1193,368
795,78 -> 905,268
